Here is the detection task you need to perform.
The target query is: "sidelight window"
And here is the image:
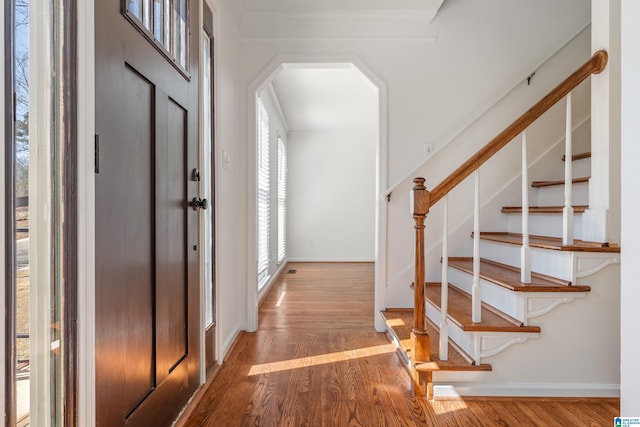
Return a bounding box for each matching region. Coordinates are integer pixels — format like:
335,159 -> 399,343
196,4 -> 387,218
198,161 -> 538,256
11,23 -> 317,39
4,0 -> 76,424
124,0 -> 189,73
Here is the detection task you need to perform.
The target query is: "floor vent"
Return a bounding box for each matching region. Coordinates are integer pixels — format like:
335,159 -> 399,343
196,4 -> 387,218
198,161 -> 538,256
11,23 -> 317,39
287,269 -> 297,274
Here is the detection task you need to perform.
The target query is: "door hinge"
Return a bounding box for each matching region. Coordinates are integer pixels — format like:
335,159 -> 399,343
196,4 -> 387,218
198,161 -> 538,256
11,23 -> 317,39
94,134 -> 100,173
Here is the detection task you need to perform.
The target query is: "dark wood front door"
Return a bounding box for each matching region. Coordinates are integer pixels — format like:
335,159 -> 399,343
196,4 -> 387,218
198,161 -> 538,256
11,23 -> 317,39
95,1 -> 200,425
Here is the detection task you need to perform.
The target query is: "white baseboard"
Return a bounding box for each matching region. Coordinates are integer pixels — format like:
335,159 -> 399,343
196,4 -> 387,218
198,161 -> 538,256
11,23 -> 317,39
433,382 -> 621,398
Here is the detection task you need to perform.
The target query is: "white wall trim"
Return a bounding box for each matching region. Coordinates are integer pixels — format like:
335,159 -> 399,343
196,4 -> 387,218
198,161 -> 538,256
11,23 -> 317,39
77,0 -> 96,424
246,53 -> 388,333
265,82 -> 289,131
205,0 -> 225,372
620,0 -> 640,415
434,383 -> 620,398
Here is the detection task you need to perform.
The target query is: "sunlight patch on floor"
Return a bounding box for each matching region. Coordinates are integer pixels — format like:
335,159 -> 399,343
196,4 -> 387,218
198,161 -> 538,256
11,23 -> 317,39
430,385 -> 468,414
275,291 -> 286,307
248,344 -> 395,376
385,317 -> 406,327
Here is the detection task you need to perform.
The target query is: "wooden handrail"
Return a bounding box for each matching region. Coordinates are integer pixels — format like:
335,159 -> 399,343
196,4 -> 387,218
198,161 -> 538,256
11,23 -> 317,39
429,50 -> 608,207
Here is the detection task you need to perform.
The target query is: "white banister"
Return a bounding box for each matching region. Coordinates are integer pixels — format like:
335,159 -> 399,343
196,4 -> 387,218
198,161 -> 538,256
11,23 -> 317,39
472,170 -> 481,323
521,131 -> 531,283
563,93 -> 574,245
440,195 -> 449,360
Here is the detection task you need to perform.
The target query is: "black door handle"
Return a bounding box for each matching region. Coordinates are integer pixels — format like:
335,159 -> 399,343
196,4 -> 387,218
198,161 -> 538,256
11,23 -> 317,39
190,197 -> 208,211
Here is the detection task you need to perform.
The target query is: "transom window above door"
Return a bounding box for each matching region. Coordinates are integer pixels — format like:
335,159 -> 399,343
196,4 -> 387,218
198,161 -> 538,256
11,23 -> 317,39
124,0 -> 189,75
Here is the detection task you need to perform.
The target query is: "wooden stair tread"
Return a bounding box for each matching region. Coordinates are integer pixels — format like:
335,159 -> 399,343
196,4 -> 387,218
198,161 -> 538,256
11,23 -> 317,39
381,309 -> 491,372
562,151 -> 591,161
531,176 -> 589,187
447,257 -> 591,292
476,232 -> 620,253
425,283 -> 541,333
501,205 -> 588,214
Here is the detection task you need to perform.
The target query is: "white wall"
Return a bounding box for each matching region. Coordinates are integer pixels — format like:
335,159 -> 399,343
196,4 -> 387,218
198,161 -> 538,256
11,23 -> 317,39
215,0 -> 594,355
287,129 -> 376,261
620,0 -> 640,415
241,0 -> 590,186
212,0 -> 249,357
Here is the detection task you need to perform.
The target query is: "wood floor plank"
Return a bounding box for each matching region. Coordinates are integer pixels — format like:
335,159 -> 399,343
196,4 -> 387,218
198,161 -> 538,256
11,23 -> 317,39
523,401 -> 564,427
177,263 -> 619,427
488,400 -> 537,426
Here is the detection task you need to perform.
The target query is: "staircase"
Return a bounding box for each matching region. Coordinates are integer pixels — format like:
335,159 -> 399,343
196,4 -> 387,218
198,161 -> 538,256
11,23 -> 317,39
382,51 -> 621,399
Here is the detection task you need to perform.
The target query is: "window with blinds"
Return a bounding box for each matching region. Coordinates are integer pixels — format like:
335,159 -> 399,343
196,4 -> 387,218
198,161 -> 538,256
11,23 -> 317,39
277,138 -> 287,264
257,97 -> 270,287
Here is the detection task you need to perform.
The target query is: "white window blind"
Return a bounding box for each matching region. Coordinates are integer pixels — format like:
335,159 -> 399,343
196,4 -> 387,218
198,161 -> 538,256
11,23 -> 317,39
277,138 -> 287,264
257,97 -> 270,286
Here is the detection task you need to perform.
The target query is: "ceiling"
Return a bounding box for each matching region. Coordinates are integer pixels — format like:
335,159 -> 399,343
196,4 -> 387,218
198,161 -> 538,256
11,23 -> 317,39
230,0 -> 446,38
270,64 -> 379,133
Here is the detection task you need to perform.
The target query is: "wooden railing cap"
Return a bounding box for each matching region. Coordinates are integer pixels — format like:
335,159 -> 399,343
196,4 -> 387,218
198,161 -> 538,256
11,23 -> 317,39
592,50 -> 608,74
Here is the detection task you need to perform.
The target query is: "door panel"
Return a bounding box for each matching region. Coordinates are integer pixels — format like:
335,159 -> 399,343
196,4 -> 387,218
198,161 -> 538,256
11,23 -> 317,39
96,64 -> 156,420
95,0 -> 200,425
155,95 -> 188,380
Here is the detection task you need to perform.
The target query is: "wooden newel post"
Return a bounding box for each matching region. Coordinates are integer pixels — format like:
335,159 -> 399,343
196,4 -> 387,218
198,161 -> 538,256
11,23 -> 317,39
411,177 -> 431,397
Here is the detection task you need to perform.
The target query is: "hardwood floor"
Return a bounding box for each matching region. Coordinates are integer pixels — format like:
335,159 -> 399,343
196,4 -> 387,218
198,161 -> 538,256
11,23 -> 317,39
178,262 -> 619,426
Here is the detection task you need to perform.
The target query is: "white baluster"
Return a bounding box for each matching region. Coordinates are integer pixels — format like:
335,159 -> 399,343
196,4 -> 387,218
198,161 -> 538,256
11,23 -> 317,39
563,93 -> 574,245
472,170 -> 481,323
440,195 -> 449,360
521,131 -> 531,283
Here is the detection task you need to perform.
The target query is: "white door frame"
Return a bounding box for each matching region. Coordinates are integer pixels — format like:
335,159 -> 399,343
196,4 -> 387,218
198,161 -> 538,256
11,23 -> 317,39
77,0 -> 96,424
200,0 -> 223,381
245,54 -> 389,333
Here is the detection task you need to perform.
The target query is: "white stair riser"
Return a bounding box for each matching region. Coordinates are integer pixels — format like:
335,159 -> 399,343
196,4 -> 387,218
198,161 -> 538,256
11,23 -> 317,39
532,181 -> 589,206
506,213 -> 583,240
426,301 -> 476,360
447,268 -> 525,322
570,157 -> 591,177
478,240 -> 573,281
